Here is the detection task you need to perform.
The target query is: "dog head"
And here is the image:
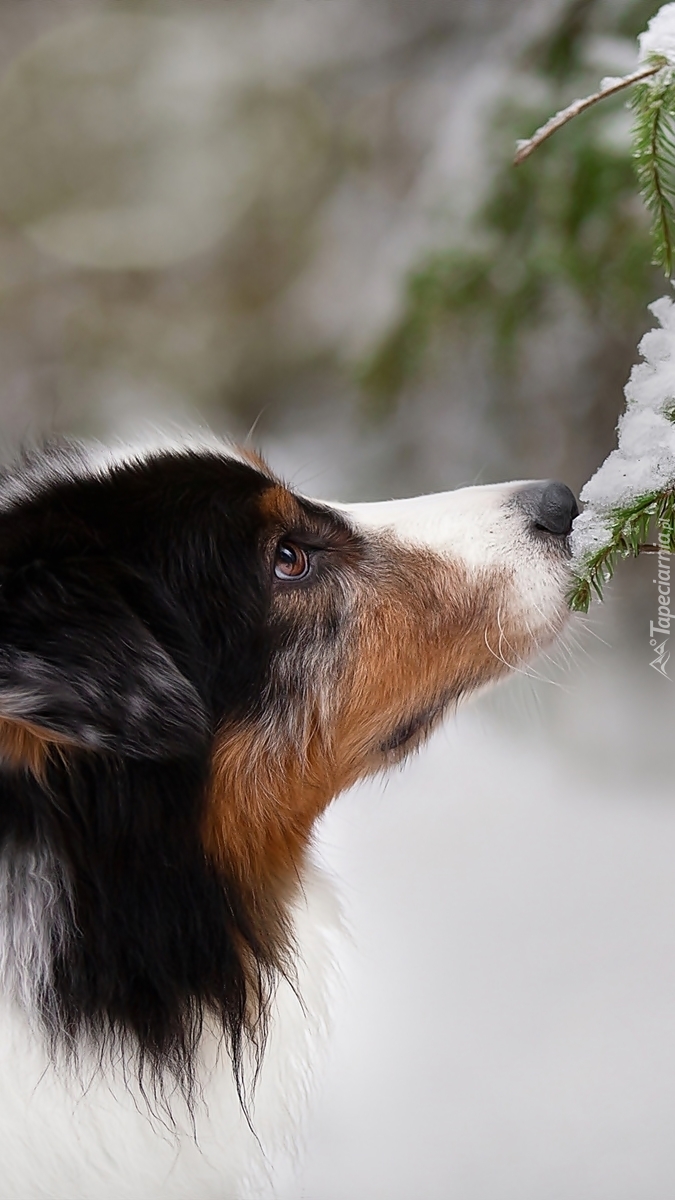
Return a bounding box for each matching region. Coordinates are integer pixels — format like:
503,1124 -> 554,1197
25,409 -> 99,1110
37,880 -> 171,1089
0,439 -> 575,1098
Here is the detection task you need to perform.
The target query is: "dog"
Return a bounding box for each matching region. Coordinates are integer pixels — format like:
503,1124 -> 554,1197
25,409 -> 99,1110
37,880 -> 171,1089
0,436 -> 576,1198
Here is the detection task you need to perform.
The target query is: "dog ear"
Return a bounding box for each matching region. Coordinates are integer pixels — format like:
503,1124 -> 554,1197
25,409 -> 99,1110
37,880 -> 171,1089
0,562 -> 208,760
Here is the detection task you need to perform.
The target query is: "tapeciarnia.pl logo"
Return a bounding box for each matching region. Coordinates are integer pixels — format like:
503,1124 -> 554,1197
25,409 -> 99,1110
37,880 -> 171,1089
650,534 -> 673,679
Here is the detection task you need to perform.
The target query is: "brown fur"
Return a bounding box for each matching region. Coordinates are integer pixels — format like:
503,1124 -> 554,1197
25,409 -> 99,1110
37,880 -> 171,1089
257,481 -> 307,529
204,528 -> 537,894
0,718 -> 70,779
237,446 -> 276,476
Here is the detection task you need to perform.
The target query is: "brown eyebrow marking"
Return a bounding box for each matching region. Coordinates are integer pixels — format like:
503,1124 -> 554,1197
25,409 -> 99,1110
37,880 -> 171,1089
257,482 -> 308,530
258,483 -> 358,559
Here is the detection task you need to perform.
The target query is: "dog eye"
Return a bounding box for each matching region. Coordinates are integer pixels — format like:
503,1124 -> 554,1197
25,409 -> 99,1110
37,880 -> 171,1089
274,541 -> 311,581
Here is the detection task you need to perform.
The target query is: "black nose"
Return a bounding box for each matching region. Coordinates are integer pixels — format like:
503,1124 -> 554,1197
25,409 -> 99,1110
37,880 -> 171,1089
516,481 -> 579,536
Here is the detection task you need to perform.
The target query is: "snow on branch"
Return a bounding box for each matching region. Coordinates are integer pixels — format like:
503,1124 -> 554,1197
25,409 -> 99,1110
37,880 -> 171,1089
513,64 -> 663,166
515,5 -> 675,275
570,297 -> 675,610
510,2 -> 675,610
639,1 -> 675,66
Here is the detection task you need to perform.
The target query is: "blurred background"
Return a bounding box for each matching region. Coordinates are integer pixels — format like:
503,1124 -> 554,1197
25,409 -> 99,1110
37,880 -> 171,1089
0,0 -> 673,1196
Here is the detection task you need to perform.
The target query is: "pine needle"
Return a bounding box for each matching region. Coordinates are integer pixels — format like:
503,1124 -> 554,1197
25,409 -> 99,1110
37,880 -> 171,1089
569,489 -> 675,612
631,69 -> 675,277
510,52 -> 675,611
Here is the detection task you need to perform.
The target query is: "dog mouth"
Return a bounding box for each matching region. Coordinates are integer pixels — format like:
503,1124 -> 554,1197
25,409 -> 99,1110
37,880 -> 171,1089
379,694 -> 454,755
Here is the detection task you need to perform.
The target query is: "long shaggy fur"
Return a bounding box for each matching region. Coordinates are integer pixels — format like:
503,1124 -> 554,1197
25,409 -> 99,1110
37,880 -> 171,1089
0,437 -> 573,1198
0,443 -> 294,1108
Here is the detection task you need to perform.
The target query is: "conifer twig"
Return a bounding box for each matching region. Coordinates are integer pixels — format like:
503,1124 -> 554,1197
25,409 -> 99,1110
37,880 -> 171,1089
631,73 -> 675,275
514,62 -> 663,165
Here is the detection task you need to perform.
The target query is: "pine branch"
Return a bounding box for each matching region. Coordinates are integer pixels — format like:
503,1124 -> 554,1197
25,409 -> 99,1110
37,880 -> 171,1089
631,73 -> 675,276
514,53 -> 675,278
510,38 -> 675,614
514,62 -> 663,165
569,489 -> 675,612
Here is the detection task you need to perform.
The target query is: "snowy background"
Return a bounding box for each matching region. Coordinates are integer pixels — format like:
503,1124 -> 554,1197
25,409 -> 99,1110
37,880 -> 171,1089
0,1 -> 674,1197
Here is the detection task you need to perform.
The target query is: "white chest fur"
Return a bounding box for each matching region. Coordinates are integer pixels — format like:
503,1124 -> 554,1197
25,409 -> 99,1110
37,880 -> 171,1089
0,862 -> 343,1200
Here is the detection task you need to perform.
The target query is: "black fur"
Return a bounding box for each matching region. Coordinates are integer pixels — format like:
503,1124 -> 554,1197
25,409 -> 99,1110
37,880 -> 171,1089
0,442 -> 337,1105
